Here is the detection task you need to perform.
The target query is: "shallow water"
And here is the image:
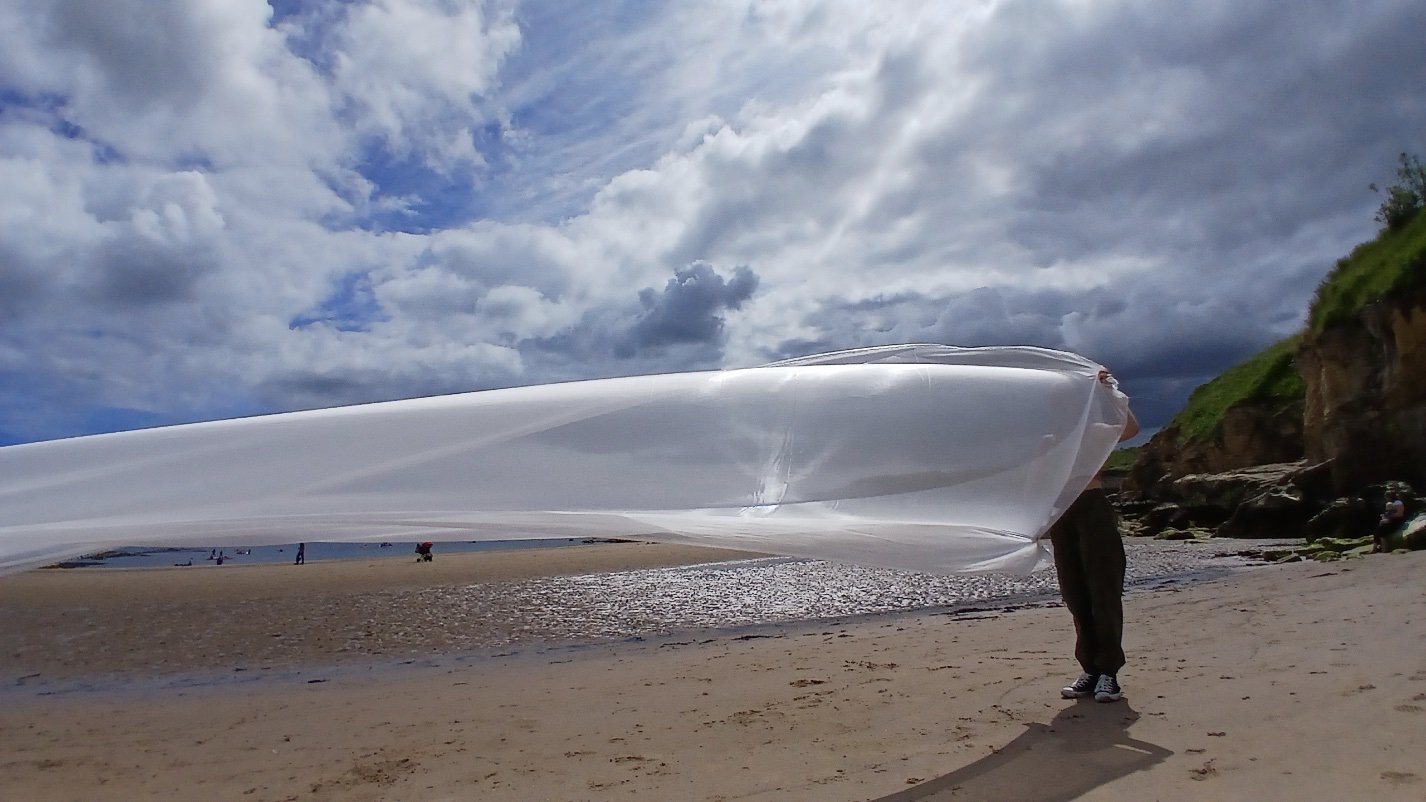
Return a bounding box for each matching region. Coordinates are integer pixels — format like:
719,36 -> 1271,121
383,539 -> 1282,653
59,538 -> 593,568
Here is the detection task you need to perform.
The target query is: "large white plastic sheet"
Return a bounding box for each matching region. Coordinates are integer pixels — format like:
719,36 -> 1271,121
0,344 -> 1130,576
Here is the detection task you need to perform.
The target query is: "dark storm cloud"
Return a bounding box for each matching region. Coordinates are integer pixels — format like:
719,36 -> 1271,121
523,263 -> 760,375
974,0 -> 1426,261
252,358 -> 507,413
777,280 -> 1283,432
88,235 -> 209,307
787,288 -> 1075,357
0,242 -> 48,319
628,262 -> 758,351
41,0 -> 224,108
254,370 -> 403,411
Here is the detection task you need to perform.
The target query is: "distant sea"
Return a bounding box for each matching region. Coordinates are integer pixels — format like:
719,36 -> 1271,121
62,538 -> 599,569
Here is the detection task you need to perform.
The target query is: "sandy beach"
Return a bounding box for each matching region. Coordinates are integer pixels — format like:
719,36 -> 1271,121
2,543 -> 1424,801
0,542 -> 765,682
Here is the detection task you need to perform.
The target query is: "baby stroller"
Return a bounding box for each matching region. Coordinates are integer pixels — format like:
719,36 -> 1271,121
415,542 -> 434,562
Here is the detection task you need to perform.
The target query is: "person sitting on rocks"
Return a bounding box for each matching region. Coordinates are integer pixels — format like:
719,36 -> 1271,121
1374,493 -> 1407,553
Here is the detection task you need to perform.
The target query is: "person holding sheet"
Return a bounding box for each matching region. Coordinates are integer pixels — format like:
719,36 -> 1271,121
1053,370 -> 1139,703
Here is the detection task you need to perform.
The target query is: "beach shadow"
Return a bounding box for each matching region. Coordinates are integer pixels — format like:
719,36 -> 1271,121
872,700 -> 1172,802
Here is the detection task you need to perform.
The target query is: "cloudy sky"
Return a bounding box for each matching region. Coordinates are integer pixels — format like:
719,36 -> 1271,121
1,0 -> 1423,446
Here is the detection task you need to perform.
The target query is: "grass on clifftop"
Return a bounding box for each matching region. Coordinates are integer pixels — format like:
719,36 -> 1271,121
1147,201 -> 1421,449
1309,209 -> 1426,333
1165,336 -> 1305,442
1103,446 -> 1140,472
1162,212 -> 1422,445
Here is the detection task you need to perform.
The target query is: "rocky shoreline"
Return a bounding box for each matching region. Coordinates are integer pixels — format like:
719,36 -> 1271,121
1109,458 -> 1425,560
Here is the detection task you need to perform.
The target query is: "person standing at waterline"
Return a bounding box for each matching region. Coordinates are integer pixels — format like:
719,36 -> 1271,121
1053,370 -> 1139,703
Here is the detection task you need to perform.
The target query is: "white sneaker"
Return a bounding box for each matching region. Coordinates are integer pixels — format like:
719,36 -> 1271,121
1094,674 -> 1122,702
1061,672 -> 1097,699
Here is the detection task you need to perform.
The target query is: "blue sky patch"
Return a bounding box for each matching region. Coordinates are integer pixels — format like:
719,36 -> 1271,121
289,271 -> 388,332
349,141 -> 493,233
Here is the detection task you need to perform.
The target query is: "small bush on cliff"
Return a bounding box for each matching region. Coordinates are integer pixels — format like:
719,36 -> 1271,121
1370,152 -> 1426,231
1309,205 -> 1426,334
1168,336 -> 1304,442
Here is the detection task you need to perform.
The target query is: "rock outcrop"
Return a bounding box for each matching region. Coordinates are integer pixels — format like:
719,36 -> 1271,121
1115,467 -> 1420,543
1297,289 -> 1426,494
1120,461 -> 1321,539
1126,403 -> 1303,498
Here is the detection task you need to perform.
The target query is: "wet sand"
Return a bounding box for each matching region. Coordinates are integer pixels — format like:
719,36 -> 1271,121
0,539 -> 1253,686
0,541 -> 762,682
2,547 -> 1425,800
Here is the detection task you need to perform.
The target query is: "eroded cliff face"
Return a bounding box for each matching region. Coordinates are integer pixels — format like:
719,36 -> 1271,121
1127,291 -> 1426,499
1126,401 -> 1303,497
1298,291 -> 1426,493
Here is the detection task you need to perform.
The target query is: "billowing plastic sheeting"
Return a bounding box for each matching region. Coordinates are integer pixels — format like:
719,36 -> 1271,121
0,344 -> 1131,576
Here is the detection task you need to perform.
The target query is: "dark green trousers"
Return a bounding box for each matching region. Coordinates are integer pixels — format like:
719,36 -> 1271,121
1049,488 -> 1126,675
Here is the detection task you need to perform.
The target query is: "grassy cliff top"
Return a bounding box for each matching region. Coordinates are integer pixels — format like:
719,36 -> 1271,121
1163,335 -> 1305,442
1103,445 -> 1140,472
1309,210 -> 1426,333
1157,210 -> 1423,446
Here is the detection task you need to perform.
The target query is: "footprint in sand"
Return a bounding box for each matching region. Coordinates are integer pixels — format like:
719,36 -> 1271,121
1190,758 -> 1217,781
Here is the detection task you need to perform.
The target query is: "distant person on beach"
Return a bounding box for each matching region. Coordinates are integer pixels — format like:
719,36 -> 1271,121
1052,370 -> 1139,704
1374,494 -> 1407,552
415,542 -> 434,562
295,543 -> 305,565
